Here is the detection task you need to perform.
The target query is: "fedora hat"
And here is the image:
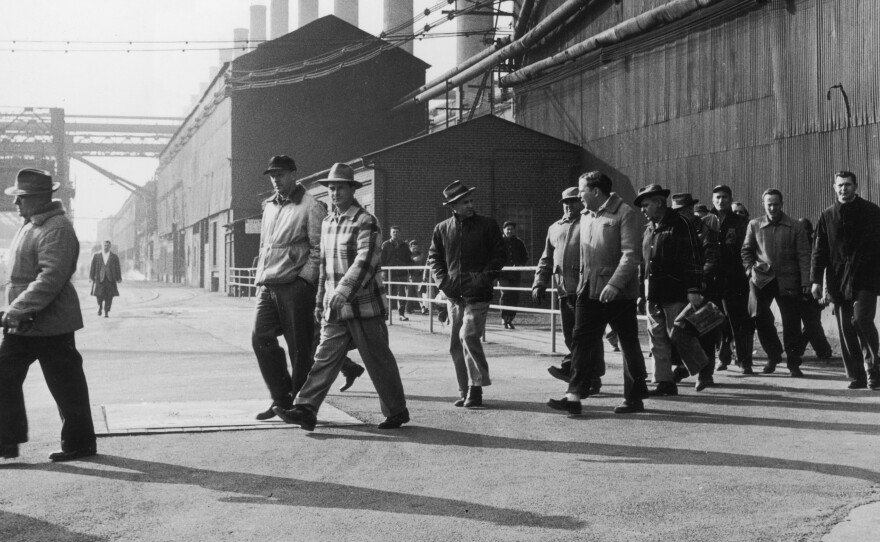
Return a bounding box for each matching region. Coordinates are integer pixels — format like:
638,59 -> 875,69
559,186 -> 580,203
5,168 -> 60,196
671,192 -> 699,209
316,163 -> 362,189
693,203 -> 710,213
442,180 -> 476,206
263,155 -> 297,175
633,184 -> 671,207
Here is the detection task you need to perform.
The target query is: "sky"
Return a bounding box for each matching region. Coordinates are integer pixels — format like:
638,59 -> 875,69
0,0 -> 478,241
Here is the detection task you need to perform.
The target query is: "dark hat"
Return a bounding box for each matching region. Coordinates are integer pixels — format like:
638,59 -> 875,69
502,221 -> 516,229
671,192 -> 698,209
442,180 -> 476,206
633,184 -> 671,207
316,163 -> 362,189
559,186 -> 580,202
263,155 -> 297,174
712,184 -> 732,196
5,168 -> 60,196
693,203 -> 710,213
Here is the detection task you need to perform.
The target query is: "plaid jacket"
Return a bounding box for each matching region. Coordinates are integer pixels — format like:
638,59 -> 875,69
316,204 -> 387,321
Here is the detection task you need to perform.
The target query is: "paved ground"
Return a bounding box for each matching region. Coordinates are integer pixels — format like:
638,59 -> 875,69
1,281 -> 879,542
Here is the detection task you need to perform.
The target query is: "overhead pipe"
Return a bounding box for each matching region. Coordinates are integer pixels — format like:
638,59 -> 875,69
397,0 -> 593,108
513,0 -> 536,39
501,0 -> 727,87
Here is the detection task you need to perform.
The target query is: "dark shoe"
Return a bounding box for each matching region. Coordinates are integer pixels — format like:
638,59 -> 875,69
741,366 -> 755,375
869,380 -> 880,390
614,400 -> 644,414
789,367 -> 805,378
695,379 -> 714,392
104,313 -> 109,318
399,315 -> 409,321
464,386 -> 483,408
650,382 -> 678,396
453,397 -> 466,407
817,352 -> 834,360
339,363 -> 366,392
97,308 -> 102,316
273,405 -> 317,431
848,380 -> 868,390
255,396 -> 293,421
547,365 -> 571,383
762,362 -> 777,374
716,362 -> 728,371
672,367 -> 690,383
547,397 -> 582,415
507,322 -> 516,330
421,307 -> 429,315
1,444 -> 19,459
377,409 -> 410,429
49,445 -> 97,462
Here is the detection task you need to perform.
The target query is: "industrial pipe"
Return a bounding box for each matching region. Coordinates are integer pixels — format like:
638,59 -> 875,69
501,0 -> 726,87
513,0 -> 536,39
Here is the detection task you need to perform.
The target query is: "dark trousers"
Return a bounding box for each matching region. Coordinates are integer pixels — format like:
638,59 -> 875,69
96,295 -> 113,313
498,272 -> 522,323
834,290 -> 880,383
749,280 -> 803,368
569,295 -> 647,401
0,332 -> 95,450
798,299 -> 832,358
721,292 -> 755,368
390,284 -> 408,316
559,294 -> 605,378
252,280 -> 317,403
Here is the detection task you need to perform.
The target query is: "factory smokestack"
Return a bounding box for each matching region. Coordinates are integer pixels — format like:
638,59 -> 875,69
299,0 -> 319,28
270,0 -> 289,39
232,28 -> 249,59
250,4 -> 267,46
334,0 -> 358,27
383,0 -> 413,55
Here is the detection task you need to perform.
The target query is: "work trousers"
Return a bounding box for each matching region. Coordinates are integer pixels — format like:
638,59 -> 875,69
559,294 -> 606,378
749,280 -> 803,368
0,332 -> 95,450
252,280 -> 316,403
798,299 -> 832,358
647,301 -> 709,383
569,295 -> 647,401
834,290 -> 880,383
448,300 -> 492,394
720,291 -> 755,368
96,294 -> 114,313
295,316 -> 407,417
498,272 -> 522,324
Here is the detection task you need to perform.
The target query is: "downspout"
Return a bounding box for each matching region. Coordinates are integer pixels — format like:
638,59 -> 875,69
501,0 -> 728,87
396,0 -> 594,108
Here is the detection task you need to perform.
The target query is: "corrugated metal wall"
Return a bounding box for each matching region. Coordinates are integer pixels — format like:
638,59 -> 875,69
515,0 -> 880,221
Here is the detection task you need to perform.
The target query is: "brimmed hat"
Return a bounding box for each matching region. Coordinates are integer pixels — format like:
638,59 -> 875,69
633,184 -> 671,207
502,221 -> 516,229
559,186 -> 579,203
442,180 -> 476,206
693,203 -> 710,213
316,163 -> 362,189
712,184 -> 732,196
263,155 -> 297,175
671,192 -> 698,209
5,168 -> 59,196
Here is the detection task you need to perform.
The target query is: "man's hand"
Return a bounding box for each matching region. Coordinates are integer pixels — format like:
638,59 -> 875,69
599,284 -> 620,303
687,292 -> 704,308
532,286 -> 546,304
811,283 -> 822,300
328,292 -> 346,310
314,307 -> 323,323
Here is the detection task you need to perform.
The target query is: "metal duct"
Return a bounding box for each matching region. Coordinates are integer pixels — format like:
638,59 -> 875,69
383,0 -> 413,55
270,0 -> 289,39
334,0 -> 359,27
299,0 -> 319,27
502,0 -> 726,87
231,28 -> 249,60
250,4 -> 267,45
402,0 -> 592,106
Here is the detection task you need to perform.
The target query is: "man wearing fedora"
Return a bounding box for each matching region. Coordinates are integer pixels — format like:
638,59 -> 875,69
637,185 -> 711,395
548,171 -> 649,415
534,187 -> 604,395
275,163 -> 409,430
428,180 -> 506,408
380,225 -> 412,321
499,220 -> 528,329
89,240 -> 122,317
0,168 -> 96,462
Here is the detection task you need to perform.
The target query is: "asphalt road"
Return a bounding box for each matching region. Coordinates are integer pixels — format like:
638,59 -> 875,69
1,281 -> 878,542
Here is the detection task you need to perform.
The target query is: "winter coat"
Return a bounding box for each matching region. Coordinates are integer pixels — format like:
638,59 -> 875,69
710,209 -> 750,295
741,213 -> 810,296
533,214 -> 581,296
89,251 -> 122,298
642,207 -> 703,303
577,193 -> 642,300
428,213 -> 506,303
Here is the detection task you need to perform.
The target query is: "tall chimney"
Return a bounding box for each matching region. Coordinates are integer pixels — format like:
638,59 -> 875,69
232,28 -> 249,60
333,0 -> 358,27
299,0 -> 319,28
456,0 -> 494,110
383,0 -> 413,55
250,4 -> 267,46
219,48 -> 232,65
270,0 -> 289,39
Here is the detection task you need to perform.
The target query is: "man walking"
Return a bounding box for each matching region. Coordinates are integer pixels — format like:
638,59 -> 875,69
428,180 -> 506,408
741,189 -> 811,377
811,171 -> 880,389
0,168 -> 96,461
499,221 -> 528,329
89,240 -> 122,317
533,187 -> 603,395
636,185 -> 710,395
380,226 -> 412,321
275,163 -> 409,430
547,171 -> 649,415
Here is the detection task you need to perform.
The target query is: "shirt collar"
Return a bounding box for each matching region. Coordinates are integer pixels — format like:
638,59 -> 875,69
329,204 -> 359,222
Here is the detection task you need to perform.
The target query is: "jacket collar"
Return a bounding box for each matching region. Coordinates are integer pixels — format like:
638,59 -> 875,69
583,192 -> 624,217
29,200 -> 65,226
758,212 -> 793,229
329,203 -> 361,222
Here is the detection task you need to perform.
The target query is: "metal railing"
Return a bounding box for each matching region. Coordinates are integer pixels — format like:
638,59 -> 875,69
228,267 -> 257,298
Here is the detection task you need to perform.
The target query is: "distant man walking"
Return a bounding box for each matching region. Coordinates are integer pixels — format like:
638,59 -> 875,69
0,168 -> 96,462
275,163 -> 409,431
380,226 -> 412,321
428,180 -> 506,408
89,240 -> 122,317
811,171 -> 880,389
499,221 -> 528,329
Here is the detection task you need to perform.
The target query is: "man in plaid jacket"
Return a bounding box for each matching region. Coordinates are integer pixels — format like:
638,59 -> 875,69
275,163 -> 409,431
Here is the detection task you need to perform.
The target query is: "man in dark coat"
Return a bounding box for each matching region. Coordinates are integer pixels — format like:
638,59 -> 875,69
89,240 -> 122,317
811,171 -> 880,389
428,180 -> 506,408
380,226 -> 412,321
499,220 -> 528,329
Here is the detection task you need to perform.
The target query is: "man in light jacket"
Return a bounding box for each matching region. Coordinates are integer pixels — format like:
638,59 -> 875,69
0,168 -> 95,462
741,189 -> 811,377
